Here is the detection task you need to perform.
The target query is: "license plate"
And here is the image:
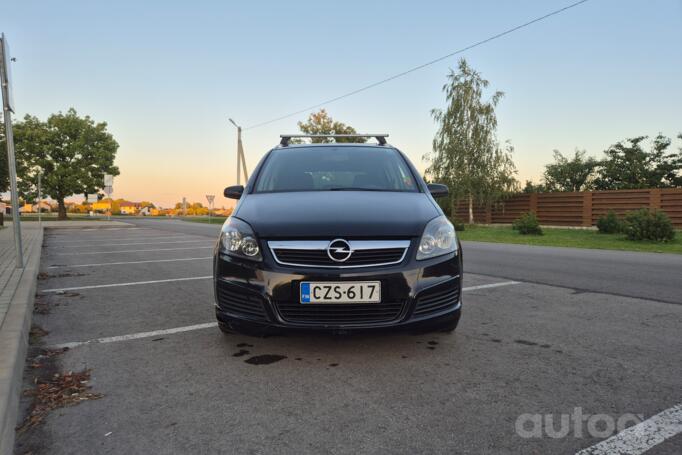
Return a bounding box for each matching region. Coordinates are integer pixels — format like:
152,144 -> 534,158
300,281 -> 381,304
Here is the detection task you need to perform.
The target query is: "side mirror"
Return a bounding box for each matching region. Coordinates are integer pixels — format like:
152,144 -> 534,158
224,185 -> 244,200
427,183 -> 449,198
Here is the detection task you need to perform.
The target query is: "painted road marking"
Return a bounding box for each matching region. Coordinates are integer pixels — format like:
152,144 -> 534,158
48,239 -> 211,248
48,281 -> 522,348
51,323 -> 220,349
575,403 -> 682,455
48,257 -> 213,269
42,276 -> 213,293
463,281 -> 520,291
52,246 -> 214,256
48,234 -> 192,244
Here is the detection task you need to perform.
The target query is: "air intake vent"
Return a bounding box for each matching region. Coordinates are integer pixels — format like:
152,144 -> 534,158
216,284 -> 268,321
275,301 -> 405,325
414,282 -> 460,316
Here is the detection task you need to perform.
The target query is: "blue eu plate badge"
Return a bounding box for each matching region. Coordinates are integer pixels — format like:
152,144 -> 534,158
300,282 -> 311,303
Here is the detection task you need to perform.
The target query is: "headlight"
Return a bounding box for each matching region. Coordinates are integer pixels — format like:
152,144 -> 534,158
416,215 -> 458,260
219,217 -> 262,261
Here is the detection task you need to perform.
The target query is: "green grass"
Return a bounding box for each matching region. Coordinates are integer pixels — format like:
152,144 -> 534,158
179,216 -> 228,225
457,224 -> 682,254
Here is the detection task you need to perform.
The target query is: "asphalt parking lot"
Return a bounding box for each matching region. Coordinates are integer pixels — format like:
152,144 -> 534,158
15,221 -> 682,454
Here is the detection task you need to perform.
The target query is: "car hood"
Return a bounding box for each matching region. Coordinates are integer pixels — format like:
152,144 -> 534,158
235,191 -> 439,238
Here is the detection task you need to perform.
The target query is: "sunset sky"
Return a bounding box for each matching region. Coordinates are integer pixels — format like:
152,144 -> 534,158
3,0 -> 681,208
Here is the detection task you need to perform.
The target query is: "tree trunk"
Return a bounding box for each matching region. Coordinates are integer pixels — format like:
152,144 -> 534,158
57,198 -> 67,220
468,194 -> 474,224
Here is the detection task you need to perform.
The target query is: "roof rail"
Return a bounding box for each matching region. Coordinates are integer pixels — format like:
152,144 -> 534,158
279,134 -> 389,147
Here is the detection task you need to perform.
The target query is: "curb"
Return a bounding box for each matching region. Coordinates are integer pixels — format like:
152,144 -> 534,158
0,226 -> 43,455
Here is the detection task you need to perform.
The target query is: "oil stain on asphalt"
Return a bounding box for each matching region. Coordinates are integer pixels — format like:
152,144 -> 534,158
244,355 -> 287,365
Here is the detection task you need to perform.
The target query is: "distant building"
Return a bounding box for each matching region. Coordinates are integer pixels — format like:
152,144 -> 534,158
119,201 -> 138,215
92,200 -> 112,212
21,201 -> 53,213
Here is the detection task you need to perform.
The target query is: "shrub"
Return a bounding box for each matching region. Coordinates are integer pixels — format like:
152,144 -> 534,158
597,210 -> 623,234
623,209 -> 675,242
452,218 -> 465,231
512,211 -> 543,235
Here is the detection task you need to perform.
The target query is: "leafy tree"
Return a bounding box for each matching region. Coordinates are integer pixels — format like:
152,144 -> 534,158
296,109 -> 366,143
522,180 -> 546,193
426,58 -> 518,223
8,109 -> 119,219
543,149 -> 599,192
594,135 -> 682,190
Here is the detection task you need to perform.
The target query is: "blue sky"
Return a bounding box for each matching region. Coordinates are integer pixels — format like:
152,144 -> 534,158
3,0 -> 681,207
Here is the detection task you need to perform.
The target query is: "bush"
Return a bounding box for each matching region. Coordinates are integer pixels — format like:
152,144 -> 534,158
623,209 -> 675,242
597,210 -> 623,234
512,211 -> 543,235
452,218 -> 465,231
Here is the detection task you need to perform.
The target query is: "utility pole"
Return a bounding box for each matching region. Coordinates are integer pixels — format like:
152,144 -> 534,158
37,172 -> 42,225
1,33 -> 23,268
229,118 -> 249,185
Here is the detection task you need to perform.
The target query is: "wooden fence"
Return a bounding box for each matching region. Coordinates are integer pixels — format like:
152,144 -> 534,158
454,188 -> 682,228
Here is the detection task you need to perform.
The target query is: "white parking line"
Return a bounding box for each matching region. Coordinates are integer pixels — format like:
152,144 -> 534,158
463,281 -> 520,291
53,246 -> 214,256
48,280 -> 522,348
48,239 -> 211,248
48,234 -> 191,245
42,276 -> 213,293
51,323 -> 219,349
48,257 -> 213,269
575,403 -> 682,455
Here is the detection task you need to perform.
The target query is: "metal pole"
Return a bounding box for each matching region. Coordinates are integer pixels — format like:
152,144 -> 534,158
3,109 -> 23,268
1,34 -> 23,268
230,118 -> 248,185
238,127 -> 249,183
236,126 -> 242,185
37,172 -> 42,225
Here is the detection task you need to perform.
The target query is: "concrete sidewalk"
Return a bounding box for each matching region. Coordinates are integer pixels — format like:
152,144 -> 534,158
0,220 -> 131,455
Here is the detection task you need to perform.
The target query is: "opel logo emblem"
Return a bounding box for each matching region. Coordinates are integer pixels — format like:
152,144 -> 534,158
327,239 -> 353,262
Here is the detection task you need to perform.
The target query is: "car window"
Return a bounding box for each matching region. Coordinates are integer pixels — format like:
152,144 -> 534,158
254,146 -> 418,193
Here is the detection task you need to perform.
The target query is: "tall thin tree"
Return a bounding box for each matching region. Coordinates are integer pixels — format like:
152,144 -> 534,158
426,59 -> 517,223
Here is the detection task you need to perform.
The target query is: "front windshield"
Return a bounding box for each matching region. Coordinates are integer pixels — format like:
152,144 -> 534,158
254,146 -> 419,193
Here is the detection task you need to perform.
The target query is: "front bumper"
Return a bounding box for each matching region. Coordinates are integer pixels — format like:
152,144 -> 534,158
213,245 -> 462,332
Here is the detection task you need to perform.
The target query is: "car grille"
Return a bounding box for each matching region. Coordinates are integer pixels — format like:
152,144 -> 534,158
272,248 -> 406,267
216,284 -> 268,321
268,240 -> 410,268
275,301 -> 405,325
413,282 -> 460,317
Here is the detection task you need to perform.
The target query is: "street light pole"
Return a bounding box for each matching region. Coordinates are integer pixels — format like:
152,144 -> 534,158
229,118 -> 249,185
1,33 -> 23,268
2,107 -> 23,267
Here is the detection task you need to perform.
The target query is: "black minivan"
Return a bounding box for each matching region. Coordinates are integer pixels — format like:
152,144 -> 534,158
214,134 -> 462,335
